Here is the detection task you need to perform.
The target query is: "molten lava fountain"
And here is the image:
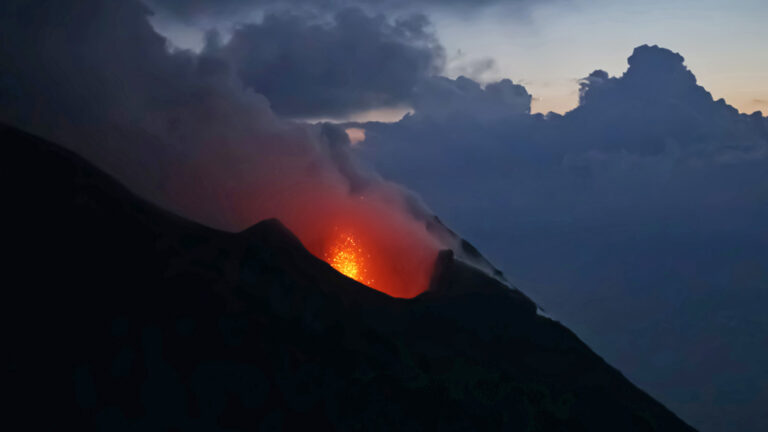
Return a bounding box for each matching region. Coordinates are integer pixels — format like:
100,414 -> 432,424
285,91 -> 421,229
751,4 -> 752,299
325,231 -> 374,287
312,220 -> 436,298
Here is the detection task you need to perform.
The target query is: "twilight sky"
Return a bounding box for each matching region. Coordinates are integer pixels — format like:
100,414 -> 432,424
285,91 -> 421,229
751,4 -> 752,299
436,0 -> 768,114
151,0 -> 768,117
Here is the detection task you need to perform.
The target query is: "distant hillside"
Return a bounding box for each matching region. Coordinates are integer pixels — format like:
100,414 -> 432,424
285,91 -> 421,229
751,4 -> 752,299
3,124 -> 695,431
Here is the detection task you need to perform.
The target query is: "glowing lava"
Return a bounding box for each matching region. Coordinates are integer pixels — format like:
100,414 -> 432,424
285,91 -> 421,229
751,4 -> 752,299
325,232 -> 374,286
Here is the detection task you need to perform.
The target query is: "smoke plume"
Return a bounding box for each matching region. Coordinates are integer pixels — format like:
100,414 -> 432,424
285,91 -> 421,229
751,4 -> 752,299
0,0 -> 472,297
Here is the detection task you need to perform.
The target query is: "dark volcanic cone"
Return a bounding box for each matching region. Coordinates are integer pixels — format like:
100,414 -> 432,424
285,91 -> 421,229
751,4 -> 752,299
4,124 -> 695,431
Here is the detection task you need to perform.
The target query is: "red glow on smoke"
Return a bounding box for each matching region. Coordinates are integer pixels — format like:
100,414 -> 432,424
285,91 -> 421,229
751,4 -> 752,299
226,180 -> 438,298
315,220 -> 436,297
168,137 -> 439,298
294,195 -> 438,298
287,194 -> 439,298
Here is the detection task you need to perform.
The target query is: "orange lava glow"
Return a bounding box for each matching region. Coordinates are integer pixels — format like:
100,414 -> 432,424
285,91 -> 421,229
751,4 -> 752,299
305,212 -> 436,298
325,231 -> 374,286
172,146 -> 439,298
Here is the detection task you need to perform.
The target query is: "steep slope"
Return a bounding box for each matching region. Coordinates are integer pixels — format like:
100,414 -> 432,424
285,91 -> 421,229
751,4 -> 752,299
3,124 -> 695,431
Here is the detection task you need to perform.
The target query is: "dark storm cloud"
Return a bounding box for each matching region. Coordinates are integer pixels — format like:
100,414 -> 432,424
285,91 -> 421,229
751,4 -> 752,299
205,8 -> 444,117
146,0 -> 542,18
357,45 -> 768,431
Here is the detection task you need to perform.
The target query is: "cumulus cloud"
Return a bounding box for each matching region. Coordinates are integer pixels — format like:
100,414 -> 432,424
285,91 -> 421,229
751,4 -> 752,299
356,44 -> 768,430
204,8 -> 444,118
410,76 -> 531,120
566,45 -> 766,159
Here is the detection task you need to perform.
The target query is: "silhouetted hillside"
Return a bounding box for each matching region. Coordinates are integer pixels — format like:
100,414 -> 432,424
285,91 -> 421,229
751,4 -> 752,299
4,124 -> 695,431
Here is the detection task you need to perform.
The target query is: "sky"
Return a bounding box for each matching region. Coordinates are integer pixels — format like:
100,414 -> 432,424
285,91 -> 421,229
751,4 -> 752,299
2,1 -> 767,430
435,0 -> 768,114
152,0 -> 768,117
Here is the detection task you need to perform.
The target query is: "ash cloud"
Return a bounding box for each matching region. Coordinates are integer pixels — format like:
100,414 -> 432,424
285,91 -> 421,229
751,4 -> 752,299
0,0 -> 405,227
357,45 -> 768,430
0,0 -> 468,297
204,8 -> 444,118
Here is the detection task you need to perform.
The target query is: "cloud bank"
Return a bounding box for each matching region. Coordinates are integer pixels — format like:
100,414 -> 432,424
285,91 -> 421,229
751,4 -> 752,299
356,45 -> 768,430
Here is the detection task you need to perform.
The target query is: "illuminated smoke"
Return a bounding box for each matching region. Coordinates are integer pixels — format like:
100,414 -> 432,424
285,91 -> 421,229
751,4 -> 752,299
1,0 -> 493,298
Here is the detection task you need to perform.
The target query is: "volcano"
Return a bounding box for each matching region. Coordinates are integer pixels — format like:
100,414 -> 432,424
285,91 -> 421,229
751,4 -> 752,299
4,123 -> 695,431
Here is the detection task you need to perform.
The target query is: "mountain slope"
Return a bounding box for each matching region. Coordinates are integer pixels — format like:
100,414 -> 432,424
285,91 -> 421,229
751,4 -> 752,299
3,124 -> 695,431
